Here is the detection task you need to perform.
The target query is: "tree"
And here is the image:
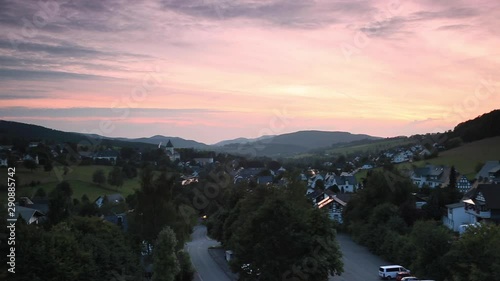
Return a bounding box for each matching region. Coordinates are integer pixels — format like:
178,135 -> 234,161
446,224 -> 500,281
108,166 -> 124,188
175,251 -> 194,281
92,169 -> 106,186
34,187 -> 47,198
229,194 -> 343,281
48,181 -> 73,225
409,221 -> 453,280
23,159 -> 38,172
44,161 -> 53,172
153,226 -> 180,281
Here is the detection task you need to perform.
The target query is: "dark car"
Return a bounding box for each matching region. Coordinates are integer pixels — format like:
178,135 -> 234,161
396,272 -> 412,281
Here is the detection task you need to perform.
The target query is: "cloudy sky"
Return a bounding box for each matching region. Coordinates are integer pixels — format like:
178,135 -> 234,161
0,0 -> 499,144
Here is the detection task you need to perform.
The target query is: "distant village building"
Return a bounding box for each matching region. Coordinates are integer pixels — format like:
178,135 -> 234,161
476,161 -> 500,183
411,165 -> 450,188
93,150 -> 119,164
164,140 -> 181,162
463,183 -> 500,224
457,175 -> 472,193
193,157 -> 214,166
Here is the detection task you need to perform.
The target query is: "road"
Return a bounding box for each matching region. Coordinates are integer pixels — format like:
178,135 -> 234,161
330,233 -> 388,281
186,225 -> 231,281
187,226 -> 386,281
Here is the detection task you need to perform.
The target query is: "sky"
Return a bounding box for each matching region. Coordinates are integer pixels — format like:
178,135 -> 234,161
0,0 -> 499,144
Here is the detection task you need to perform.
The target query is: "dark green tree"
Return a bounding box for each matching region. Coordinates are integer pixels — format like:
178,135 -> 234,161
175,251 -> 195,281
153,226 -> 180,281
23,159 -> 38,172
92,169 -> 106,186
445,224 -> 500,281
108,166 -> 124,188
48,181 -> 73,225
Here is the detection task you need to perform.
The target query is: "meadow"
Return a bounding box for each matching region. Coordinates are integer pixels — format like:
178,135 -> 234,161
0,165 -> 141,204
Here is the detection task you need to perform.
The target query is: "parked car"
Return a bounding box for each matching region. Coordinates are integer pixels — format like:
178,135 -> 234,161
379,265 -> 410,279
401,278 -> 418,281
396,271 -> 412,281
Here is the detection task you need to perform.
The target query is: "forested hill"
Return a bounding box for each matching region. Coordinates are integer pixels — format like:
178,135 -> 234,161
450,109 -> 500,142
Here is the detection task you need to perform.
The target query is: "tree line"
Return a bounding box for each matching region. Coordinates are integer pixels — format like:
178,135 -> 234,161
343,169 -> 500,281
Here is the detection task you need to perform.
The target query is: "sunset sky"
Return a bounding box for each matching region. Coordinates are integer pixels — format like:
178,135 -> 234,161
0,0 -> 499,144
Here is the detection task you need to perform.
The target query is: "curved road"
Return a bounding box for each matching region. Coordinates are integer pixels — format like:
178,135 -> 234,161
330,233 -> 388,281
186,225 -> 231,281
187,226 -> 387,281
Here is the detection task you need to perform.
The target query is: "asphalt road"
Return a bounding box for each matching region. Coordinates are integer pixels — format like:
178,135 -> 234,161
330,233 -> 388,281
187,226 -> 387,281
186,225 -> 231,281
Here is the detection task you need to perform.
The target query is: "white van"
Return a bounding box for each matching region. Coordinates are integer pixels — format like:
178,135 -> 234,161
379,265 -> 410,279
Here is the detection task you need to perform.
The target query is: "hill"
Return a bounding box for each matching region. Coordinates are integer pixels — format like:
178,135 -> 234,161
0,120 -> 198,150
396,136 -> 500,179
213,135 -> 275,146
117,135 -> 209,149
449,109 -> 500,142
218,130 -> 380,156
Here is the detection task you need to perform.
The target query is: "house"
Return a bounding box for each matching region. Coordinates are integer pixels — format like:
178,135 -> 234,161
411,165 -> 450,188
419,149 -> 432,157
457,175 -> 472,193
28,142 -> 40,148
257,176 -> 273,185
316,191 -> 351,224
18,197 -> 49,215
463,184 -> 500,224
324,173 -> 358,193
476,161 -> 500,182
392,152 -> 409,164
233,167 -> 266,184
103,212 -> 129,231
308,173 -> 324,188
442,202 -> 475,232
93,150 -> 119,164
23,154 -> 39,164
360,164 -> 374,170
193,158 -> 214,166
95,194 -> 125,208
164,140 -> 181,161
14,206 -> 45,224
0,156 -> 7,167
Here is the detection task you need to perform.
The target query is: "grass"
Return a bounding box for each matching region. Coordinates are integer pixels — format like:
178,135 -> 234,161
393,136 -> 500,179
325,138 -> 418,156
0,165 -> 141,204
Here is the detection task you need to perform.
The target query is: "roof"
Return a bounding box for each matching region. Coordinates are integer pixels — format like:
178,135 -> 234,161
335,194 -> 352,204
105,194 -> 125,203
15,206 -> 45,222
166,140 -> 174,147
94,150 -> 120,158
476,161 -> 500,179
257,176 -> 273,184
445,202 -> 465,209
463,184 -> 500,209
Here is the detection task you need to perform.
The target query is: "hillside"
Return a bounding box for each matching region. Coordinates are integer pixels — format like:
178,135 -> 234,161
449,109 -> 500,142
396,136 -> 500,179
0,120 -> 194,150
218,130 -> 380,156
117,135 -> 209,149
0,120 -> 87,143
213,135 -> 275,146
324,136 -> 417,156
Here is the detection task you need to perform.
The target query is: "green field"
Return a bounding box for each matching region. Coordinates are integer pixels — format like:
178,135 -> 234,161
394,136 -> 500,179
0,165 -> 141,204
325,137 -> 417,156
